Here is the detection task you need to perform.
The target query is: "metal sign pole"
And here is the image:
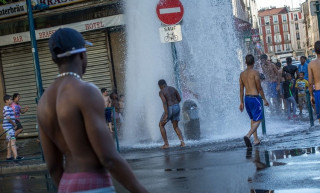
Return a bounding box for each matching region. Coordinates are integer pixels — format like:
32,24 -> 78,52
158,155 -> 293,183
316,1 -> 320,39
306,90 -> 314,127
112,107 -> 120,152
260,97 -> 266,135
26,0 -> 44,162
171,42 -> 182,97
26,0 -> 44,99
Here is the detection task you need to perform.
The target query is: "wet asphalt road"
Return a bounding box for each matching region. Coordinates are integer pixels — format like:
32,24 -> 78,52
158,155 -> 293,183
1,124 -> 320,193
114,124 -> 320,193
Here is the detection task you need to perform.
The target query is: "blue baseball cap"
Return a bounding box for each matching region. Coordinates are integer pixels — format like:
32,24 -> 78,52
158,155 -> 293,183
49,28 -> 92,58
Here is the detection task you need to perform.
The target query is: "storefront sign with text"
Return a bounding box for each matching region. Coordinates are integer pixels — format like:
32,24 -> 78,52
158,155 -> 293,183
0,14 -> 124,46
0,1 -> 27,20
37,0 -> 85,8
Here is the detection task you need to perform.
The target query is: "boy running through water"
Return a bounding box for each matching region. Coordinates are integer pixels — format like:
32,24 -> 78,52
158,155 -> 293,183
295,72 -> 309,115
283,73 -> 297,119
3,95 -> 23,160
239,54 -> 269,148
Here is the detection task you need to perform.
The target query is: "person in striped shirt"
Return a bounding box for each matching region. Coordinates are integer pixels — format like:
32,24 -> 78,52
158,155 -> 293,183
3,95 -> 23,160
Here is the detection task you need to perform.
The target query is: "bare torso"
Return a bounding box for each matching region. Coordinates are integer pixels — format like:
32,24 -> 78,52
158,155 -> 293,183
240,68 -> 260,95
309,58 -> 320,90
262,63 -> 278,82
37,77 -> 105,174
103,95 -> 112,108
160,86 -> 180,106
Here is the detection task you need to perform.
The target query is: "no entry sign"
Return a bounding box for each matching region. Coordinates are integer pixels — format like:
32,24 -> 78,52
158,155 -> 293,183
156,0 -> 184,25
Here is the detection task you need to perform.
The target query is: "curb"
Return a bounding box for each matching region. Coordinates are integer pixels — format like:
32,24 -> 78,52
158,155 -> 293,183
0,163 -> 47,175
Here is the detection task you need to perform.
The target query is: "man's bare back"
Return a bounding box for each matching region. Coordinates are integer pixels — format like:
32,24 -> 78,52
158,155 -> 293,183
239,55 -> 269,148
308,58 -> 320,90
38,78 -> 110,175
262,62 -> 278,82
240,69 -> 260,96
159,86 -> 181,106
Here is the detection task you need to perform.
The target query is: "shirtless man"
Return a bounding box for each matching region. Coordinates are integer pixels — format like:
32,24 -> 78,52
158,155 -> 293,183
101,88 -> 113,133
37,28 -> 148,193
239,54 -> 269,148
158,79 -> 185,149
275,62 -> 285,111
261,55 -> 280,111
308,41 -> 320,123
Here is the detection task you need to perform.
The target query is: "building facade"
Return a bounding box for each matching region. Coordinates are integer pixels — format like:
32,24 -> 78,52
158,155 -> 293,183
302,0 -> 319,56
0,0 -> 126,135
233,0 -> 262,57
288,9 -> 307,58
258,7 -> 292,61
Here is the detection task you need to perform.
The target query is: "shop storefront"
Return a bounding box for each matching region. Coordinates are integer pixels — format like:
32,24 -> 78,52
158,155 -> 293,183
0,0 -> 126,134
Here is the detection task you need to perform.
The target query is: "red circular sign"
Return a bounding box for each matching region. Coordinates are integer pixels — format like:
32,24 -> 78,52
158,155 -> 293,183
156,0 -> 184,25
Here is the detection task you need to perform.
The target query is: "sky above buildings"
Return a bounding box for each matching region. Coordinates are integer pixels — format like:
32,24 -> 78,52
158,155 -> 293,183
256,0 -> 305,9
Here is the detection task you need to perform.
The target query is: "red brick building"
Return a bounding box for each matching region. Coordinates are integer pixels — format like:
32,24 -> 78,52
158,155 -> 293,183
258,7 -> 293,60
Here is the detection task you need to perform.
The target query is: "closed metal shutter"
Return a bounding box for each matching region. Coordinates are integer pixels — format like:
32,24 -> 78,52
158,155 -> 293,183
0,42 -> 38,134
38,30 -> 113,93
0,29 -> 113,134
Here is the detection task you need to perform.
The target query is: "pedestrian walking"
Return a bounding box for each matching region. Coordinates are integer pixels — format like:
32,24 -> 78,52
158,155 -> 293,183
239,54 -> 269,148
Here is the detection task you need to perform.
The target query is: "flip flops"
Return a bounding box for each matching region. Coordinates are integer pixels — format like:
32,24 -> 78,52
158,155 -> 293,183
243,136 -> 252,148
254,141 -> 261,146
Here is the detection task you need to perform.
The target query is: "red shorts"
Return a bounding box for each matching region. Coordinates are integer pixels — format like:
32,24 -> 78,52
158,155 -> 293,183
58,172 -> 113,193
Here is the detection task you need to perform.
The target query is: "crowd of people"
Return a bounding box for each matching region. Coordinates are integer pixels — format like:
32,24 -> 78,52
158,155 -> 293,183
240,41 -> 320,148
2,93 -> 29,161
254,54 -> 310,119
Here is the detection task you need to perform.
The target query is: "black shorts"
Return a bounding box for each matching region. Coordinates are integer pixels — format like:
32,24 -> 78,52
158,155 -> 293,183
15,120 -> 23,130
105,109 -> 112,123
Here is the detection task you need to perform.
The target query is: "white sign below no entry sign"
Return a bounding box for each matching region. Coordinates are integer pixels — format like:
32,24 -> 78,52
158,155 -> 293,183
159,24 -> 182,43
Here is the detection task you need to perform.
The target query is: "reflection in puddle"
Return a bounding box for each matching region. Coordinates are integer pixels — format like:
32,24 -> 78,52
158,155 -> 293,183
251,189 -> 320,193
249,147 -> 320,193
0,172 -> 56,193
247,146 -> 319,170
270,147 -> 319,160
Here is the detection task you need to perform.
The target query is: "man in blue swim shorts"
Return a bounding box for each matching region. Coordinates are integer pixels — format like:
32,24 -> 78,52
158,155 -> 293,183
239,54 -> 269,148
158,79 -> 185,149
308,41 -> 320,123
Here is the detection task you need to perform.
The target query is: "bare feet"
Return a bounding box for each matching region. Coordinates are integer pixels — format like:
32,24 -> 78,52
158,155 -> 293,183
180,141 -> 186,147
161,144 -> 169,149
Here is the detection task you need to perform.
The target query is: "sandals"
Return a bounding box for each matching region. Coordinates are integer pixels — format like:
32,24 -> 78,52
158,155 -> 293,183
243,136 -> 252,148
